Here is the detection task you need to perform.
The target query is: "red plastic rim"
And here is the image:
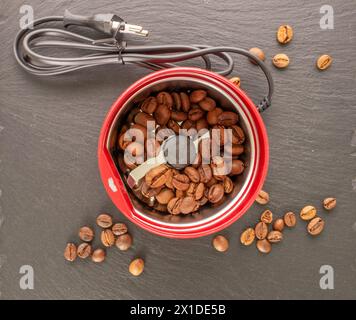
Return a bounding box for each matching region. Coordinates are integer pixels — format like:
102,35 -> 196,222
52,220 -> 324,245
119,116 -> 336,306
98,67 -> 269,238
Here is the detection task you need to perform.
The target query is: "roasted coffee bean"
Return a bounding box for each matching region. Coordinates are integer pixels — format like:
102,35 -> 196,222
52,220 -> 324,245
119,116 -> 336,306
129,258 -> 144,276
230,125 -> 245,144
172,174 -> 190,191
156,188 -> 175,205
277,25 -> 293,44
184,166 -> 200,183
154,104 -> 171,126
118,133 -> 131,151
141,181 -> 162,198
171,92 -> 181,110
171,110 -> 187,121
317,54 -> 332,70
134,112 -> 155,127
261,210 -> 273,224
156,92 -> 173,108
267,230 -> 283,243
249,47 -> 265,64
211,155 -> 226,178
207,107 -> 223,126
196,118 -> 209,132
115,233 -> 133,251
101,229 -> 115,247
156,126 -> 175,141
164,169 -> 175,189
180,92 -> 190,112
256,239 -> 272,254
192,152 -> 202,168
175,189 -> 185,198
145,164 -> 170,188
79,226 -> 94,242
272,53 -> 290,68
188,107 -> 204,121
212,235 -> 229,252
194,182 -> 205,200
199,164 -> 213,183
255,189 -> 269,205
141,97 -> 157,114
225,144 -> 244,156
127,107 -> 141,124
167,197 -> 182,215
300,205 -> 317,221
180,196 -> 199,214
284,211 -> 297,227
240,228 -> 255,246
77,243 -> 92,259
206,176 -> 218,188
199,97 -> 216,111
255,221 -> 268,240
273,218 -> 285,232
112,223 -> 128,236
96,213 -> 113,228
323,197 -> 336,210
199,196 -> 208,206
223,176 -> 234,193
64,243 -> 77,262
181,119 -> 195,131
91,248 -> 106,263
229,76 -> 241,87
307,217 -> 325,236
230,160 -> 245,175
208,184 -> 224,204
212,125 -> 226,146
167,119 -> 180,134
190,90 -> 207,103
154,203 -> 168,212
218,111 -> 238,126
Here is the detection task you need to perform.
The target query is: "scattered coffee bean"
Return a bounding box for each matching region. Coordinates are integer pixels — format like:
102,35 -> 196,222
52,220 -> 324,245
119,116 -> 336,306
249,47 -> 265,64
255,189 -> 269,205
91,248 -> 106,263
256,239 -> 272,254
267,230 -> 283,243
323,197 -> 336,210
129,258 -> 145,276
78,226 -> 94,242
112,223 -> 128,236
317,54 -> 332,70
261,209 -> 273,224
96,213 -> 113,228
273,218 -> 285,232
115,233 -> 133,251
77,243 -> 92,259
300,205 -> 317,221
284,211 -> 297,227
229,77 -> 241,87
212,235 -> 229,252
240,228 -> 255,246
255,221 -> 268,240
272,53 -> 290,68
64,243 -> 77,262
101,229 -> 115,247
307,217 -> 325,236
277,25 -> 293,44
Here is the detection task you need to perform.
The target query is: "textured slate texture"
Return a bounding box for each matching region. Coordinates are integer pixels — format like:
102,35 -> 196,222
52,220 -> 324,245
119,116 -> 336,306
0,0 -> 356,299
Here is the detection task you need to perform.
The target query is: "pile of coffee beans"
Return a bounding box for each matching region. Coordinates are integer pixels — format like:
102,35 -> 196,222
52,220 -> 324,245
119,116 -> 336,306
117,89 -> 246,216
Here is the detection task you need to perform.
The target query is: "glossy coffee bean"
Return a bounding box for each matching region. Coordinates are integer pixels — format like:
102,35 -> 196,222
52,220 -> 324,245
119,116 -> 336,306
78,226 -> 94,242
307,217 -> 324,236
223,176 -> 234,193
171,110 -> 187,121
156,92 -> 173,108
196,118 -> 209,132
141,96 -> 157,114
188,107 -> 204,121
172,92 -> 181,110
180,196 -> 199,214
256,239 -> 272,254
145,164 -> 170,188
172,174 -> 190,191
129,258 -> 144,276
199,97 -> 216,111
91,248 -> 106,263
199,164 -> 213,183
217,111 -> 238,126
184,166 -> 200,183
77,243 -> 92,259
323,197 -> 336,210
64,243 -> 77,262
190,90 -> 207,103
261,210 -> 273,224
101,229 -> 115,247
156,188 -> 175,205
230,160 -> 245,175
284,211 -> 297,227
230,125 -> 245,144
96,213 -> 113,228
267,230 -> 283,243
300,205 -> 317,221
273,218 -> 285,232
207,107 -> 223,126
154,104 -> 171,126
255,221 -> 268,240
167,197 -> 182,215
255,189 -> 269,205
212,235 -> 229,252
240,228 -> 255,246
208,184 -> 224,204
112,223 -> 128,236
115,233 -> 133,251
180,92 -> 190,112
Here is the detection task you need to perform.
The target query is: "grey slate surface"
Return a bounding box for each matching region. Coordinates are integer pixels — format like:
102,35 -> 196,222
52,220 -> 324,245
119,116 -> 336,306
0,0 -> 356,299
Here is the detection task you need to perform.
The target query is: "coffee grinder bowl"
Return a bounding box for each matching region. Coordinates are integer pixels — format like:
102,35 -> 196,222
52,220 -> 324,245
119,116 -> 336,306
98,67 -> 269,238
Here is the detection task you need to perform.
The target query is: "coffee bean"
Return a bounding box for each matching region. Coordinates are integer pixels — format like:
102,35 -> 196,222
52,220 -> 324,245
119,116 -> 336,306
255,189 -> 269,205
277,25 -> 293,44
188,107 -> 204,121
180,92 -> 190,112
172,174 -> 190,191
190,90 -> 207,103
96,213 -> 113,228
307,217 -> 325,236
217,111 -> 238,126
115,233 -> 133,251
181,119 -> 195,131
78,226 -> 94,242
180,196 -> 199,214
229,77 -> 241,87
206,176 -> 218,188
156,92 -> 173,108
272,53 -> 290,68
300,205 -> 317,221
199,196 -> 208,206
207,107 -> 223,126
230,125 -> 245,144
154,104 -> 171,126
261,210 -> 273,224
267,230 -> 283,243
127,107 -> 141,124
255,221 -> 268,240
208,184 -> 224,204
225,144 -> 244,156
129,258 -> 144,276
240,228 -> 255,246
256,239 -> 272,254
118,132 -> 131,150
141,97 -> 157,114
199,164 -> 213,183
134,112 -> 154,127
212,125 -> 226,146
223,176 -> 234,194
273,218 -> 285,232
184,166 -> 200,183
77,243 -> 92,259
284,211 -> 297,227
196,118 -> 209,132
145,164 -> 170,188
194,182 -> 205,200
171,111 -> 187,121
199,97 -> 216,111
101,229 -> 115,247
167,119 -> 180,134
317,54 -> 332,70
230,160 -> 245,175
91,248 -> 106,263
323,197 -> 336,210
212,235 -> 229,252
167,197 -> 182,215
172,92 -> 181,110
156,188 -> 175,205
175,189 -> 185,198
164,169 -> 175,189
141,181 -> 162,198
64,243 -> 77,262
112,223 -> 128,236
249,47 -> 265,64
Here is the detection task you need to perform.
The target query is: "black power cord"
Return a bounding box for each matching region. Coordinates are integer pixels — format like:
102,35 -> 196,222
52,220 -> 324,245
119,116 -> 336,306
13,10 -> 273,112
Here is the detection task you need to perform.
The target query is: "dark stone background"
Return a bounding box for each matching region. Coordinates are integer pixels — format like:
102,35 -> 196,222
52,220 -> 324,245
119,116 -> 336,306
0,0 -> 355,299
